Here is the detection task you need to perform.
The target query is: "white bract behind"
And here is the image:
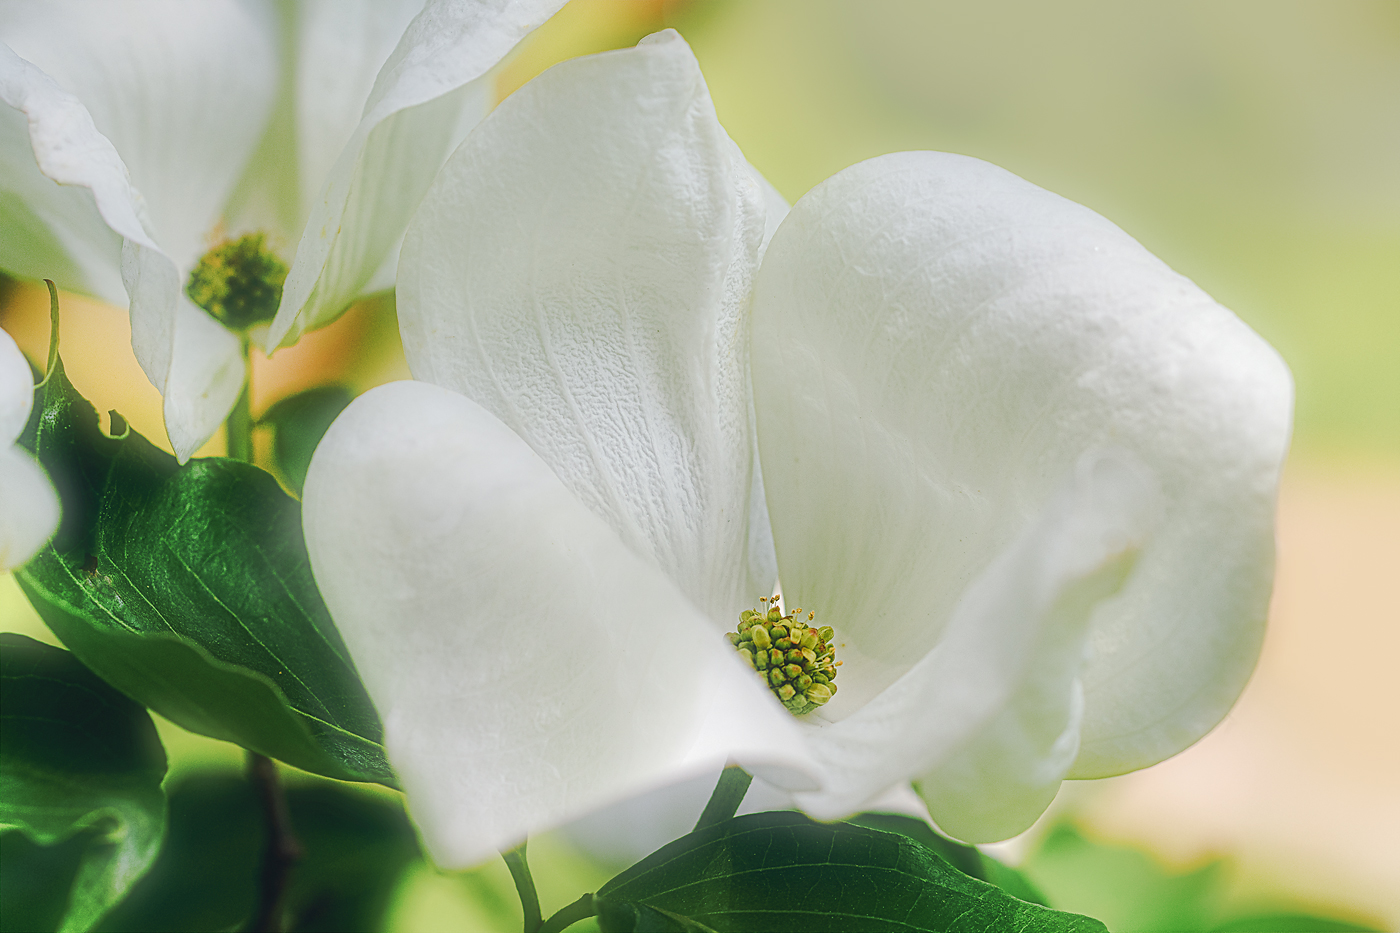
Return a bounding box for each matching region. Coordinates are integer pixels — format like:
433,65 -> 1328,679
302,31 -> 1293,866
0,0 -> 566,459
0,326 -> 57,571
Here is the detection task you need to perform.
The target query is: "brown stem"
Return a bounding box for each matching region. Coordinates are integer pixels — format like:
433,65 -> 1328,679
247,751 -> 303,932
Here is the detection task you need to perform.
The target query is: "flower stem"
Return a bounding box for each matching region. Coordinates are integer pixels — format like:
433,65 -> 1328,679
502,841 -> 543,933
693,764 -> 753,831
539,893 -> 595,933
225,335 -> 254,462
247,752 -> 302,932
225,340 -> 300,931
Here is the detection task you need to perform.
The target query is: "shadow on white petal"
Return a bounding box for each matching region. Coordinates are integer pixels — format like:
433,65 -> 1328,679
303,381 -> 811,868
795,449 -> 1159,840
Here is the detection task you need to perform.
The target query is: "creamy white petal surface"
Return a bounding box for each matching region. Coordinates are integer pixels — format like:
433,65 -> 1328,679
398,31 -> 773,620
1,2 -> 277,459
2,1 -> 279,270
303,381 -> 810,868
0,326 -> 33,443
753,152 -> 1293,838
268,0 -> 569,348
4,1 -> 562,458
795,450 -> 1158,839
0,327 -> 57,570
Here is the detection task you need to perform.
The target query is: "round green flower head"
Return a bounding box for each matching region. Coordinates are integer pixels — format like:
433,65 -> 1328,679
725,597 -> 839,716
185,232 -> 289,332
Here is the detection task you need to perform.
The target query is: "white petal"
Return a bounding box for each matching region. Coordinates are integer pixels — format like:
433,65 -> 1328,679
290,0 -> 425,224
0,99 -> 123,304
267,0 -> 568,349
0,40 -> 164,275
397,32 -> 771,622
741,155 -> 789,254
0,326 -> 34,444
2,1 -> 280,270
793,452 -> 1158,837
753,153 -> 1292,809
0,445 -> 59,571
161,298 -> 247,463
2,4 -> 282,459
302,381 -> 811,868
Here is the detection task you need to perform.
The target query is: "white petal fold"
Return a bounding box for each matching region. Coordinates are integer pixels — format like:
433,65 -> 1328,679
753,152 -> 1292,832
2,3 -> 281,459
797,450 -> 1158,840
397,31 -> 776,621
303,381 -> 811,868
268,0 -> 569,349
0,40 -> 165,280
1,1 -> 279,270
0,327 -> 57,570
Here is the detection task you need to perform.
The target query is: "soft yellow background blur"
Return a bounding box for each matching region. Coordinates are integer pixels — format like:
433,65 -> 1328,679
3,1 -> 1396,929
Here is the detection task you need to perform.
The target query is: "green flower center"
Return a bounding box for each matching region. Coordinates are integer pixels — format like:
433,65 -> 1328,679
186,232 -> 288,332
726,599 -> 840,716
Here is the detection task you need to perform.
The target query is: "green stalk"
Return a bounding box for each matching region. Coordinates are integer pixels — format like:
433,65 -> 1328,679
225,335 -> 254,462
224,337 -> 301,931
503,841 -> 544,933
539,894 -> 596,933
693,764 -> 753,831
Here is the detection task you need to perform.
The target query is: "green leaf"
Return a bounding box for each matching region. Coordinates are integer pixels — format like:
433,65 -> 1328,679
594,811 -> 1107,933
15,349 -> 392,786
260,387 -> 353,496
0,634 -> 166,932
96,772 -> 421,933
850,812 -> 1049,906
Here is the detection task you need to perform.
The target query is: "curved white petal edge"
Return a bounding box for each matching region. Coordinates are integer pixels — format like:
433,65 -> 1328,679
5,2 -> 567,459
0,328 -> 58,571
753,151 -> 1293,841
303,382 -> 814,868
267,0 -> 570,350
397,30 -> 776,623
1,30 -> 254,461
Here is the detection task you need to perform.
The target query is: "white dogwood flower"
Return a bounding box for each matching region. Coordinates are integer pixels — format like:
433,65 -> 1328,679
0,0 -> 565,460
0,325 -> 57,570
302,32 -> 1292,867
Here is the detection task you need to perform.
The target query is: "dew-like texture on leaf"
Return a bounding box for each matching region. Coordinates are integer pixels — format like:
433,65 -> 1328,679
0,633 -> 167,933
14,352 -> 391,785
594,811 -> 1106,932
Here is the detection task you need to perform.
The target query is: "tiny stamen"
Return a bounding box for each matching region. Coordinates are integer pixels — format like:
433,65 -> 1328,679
725,601 -> 839,716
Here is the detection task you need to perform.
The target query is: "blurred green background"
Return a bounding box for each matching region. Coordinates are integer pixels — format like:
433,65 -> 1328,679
2,1 -> 1395,931
522,0 -> 1399,461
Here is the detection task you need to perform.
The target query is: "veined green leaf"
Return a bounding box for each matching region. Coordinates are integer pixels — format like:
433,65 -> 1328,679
850,811 -> 1049,906
0,634 -> 166,932
594,811 -> 1107,932
15,348 -> 392,786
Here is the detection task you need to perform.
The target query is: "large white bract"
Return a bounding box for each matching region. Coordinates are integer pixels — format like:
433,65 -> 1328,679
303,31 -> 1293,867
0,0 -> 565,460
0,326 -> 57,571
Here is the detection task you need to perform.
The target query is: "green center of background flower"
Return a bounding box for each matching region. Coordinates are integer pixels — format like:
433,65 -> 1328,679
726,599 -> 840,716
186,232 -> 288,332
